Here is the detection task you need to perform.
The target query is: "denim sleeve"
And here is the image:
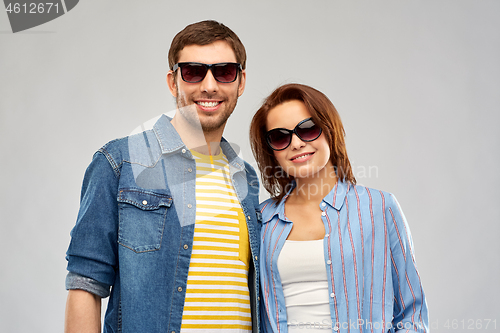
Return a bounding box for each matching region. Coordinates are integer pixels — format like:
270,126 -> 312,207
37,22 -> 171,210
65,151 -> 119,291
386,193 -> 429,333
65,272 -> 110,298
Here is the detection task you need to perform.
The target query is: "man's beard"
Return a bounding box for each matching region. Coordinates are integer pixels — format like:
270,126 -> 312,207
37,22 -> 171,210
175,88 -> 238,134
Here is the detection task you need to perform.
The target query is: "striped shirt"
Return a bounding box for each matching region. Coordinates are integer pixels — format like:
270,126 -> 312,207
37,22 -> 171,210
181,150 -> 251,333
259,181 -> 428,333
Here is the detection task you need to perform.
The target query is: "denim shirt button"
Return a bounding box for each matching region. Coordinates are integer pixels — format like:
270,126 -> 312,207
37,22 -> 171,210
188,168 -> 193,172
254,256 -> 258,261
177,286 -> 182,292
182,149 -> 186,154
321,211 -> 326,216
247,215 -> 251,220
183,244 -> 188,250
187,204 -> 192,208
142,200 -> 148,205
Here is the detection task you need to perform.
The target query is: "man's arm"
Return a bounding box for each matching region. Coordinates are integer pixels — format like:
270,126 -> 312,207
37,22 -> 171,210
65,289 -> 101,333
65,150 -> 120,332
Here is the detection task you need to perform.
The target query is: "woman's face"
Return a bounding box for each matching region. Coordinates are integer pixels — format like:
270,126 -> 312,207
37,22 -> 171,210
266,100 -> 333,180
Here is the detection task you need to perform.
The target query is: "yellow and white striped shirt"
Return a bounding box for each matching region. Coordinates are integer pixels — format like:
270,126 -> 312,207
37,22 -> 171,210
180,150 -> 251,333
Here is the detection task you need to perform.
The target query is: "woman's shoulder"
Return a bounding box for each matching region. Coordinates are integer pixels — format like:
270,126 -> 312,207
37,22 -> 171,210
347,183 -> 400,210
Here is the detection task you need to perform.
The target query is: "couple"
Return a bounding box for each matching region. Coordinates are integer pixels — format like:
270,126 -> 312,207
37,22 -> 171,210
65,21 -> 428,333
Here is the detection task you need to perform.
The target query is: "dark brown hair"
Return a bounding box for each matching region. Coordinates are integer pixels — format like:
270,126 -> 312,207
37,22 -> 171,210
250,83 -> 356,201
168,20 -> 246,70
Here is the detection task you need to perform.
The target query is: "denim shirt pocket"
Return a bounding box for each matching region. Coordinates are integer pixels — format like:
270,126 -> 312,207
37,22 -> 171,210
117,188 -> 173,253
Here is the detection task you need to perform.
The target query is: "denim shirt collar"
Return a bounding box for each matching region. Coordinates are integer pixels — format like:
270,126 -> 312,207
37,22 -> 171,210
261,180 -> 350,224
153,115 -> 185,154
152,114 -> 245,172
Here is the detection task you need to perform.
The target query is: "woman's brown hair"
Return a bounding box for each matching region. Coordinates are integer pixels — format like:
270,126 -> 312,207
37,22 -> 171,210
250,83 -> 356,202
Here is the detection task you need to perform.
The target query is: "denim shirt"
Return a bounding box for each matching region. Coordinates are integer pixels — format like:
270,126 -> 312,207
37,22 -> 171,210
66,115 -> 261,333
259,181 -> 428,333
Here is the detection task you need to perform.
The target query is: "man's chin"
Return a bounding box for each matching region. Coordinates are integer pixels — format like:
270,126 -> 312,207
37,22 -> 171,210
200,119 -> 227,133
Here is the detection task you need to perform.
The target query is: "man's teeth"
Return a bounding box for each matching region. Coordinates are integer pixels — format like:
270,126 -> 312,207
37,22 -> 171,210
293,153 -> 312,160
197,101 -> 219,107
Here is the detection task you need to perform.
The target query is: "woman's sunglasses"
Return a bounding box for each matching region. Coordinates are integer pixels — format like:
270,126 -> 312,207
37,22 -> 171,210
172,62 -> 242,83
266,118 -> 322,151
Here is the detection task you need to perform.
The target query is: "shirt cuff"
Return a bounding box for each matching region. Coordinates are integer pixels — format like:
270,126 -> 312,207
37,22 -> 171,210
65,272 -> 111,298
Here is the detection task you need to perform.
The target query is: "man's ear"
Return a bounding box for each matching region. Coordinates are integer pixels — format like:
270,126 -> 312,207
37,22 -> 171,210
167,71 -> 178,98
237,69 -> 246,97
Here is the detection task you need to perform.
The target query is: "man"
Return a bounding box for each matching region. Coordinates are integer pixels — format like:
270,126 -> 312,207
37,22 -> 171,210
65,20 -> 261,333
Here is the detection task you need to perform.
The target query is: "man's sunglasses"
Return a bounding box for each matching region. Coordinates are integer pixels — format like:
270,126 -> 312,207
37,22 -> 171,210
266,118 -> 322,151
172,62 -> 242,83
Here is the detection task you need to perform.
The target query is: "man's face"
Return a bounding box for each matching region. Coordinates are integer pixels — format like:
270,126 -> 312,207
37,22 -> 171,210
167,40 -> 246,134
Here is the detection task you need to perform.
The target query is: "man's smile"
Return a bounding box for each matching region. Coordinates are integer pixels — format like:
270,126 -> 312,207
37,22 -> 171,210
196,100 -> 221,108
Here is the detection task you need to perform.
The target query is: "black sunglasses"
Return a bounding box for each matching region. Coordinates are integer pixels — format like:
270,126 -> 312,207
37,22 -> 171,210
266,118 -> 322,151
172,62 -> 242,83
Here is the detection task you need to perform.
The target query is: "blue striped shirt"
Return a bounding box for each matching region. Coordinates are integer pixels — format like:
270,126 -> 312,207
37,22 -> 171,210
259,181 -> 428,333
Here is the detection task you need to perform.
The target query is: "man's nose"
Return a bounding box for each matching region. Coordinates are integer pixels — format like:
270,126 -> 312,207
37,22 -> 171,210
199,69 -> 218,93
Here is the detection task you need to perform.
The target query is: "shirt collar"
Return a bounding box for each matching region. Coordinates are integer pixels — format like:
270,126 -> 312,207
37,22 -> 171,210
261,180 -> 350,224
322,180 -> 349,210
152,114 -> 245,172
153,115 -> 185,153
260,182 -> 297,224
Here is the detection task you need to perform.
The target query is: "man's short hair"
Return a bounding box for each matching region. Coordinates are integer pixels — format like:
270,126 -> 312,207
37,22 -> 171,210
168,20 -> 247,70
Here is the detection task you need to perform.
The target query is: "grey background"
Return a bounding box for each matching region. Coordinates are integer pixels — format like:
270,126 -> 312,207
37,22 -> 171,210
1,1 -> 499,332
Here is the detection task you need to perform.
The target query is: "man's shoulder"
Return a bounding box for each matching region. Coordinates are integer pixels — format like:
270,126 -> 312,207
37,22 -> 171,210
97,136 -> 128,157
94,127 -> 162,168
96,114 -> 180,160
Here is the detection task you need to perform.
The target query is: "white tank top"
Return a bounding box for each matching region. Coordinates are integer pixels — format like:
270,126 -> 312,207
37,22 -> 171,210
277,239 -> 332,332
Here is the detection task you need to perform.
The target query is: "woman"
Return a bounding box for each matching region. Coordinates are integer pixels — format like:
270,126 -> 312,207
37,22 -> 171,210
250,84 -> 428,333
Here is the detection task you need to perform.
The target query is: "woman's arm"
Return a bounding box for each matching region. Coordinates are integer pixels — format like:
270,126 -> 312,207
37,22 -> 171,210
386,193 -> 429,333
